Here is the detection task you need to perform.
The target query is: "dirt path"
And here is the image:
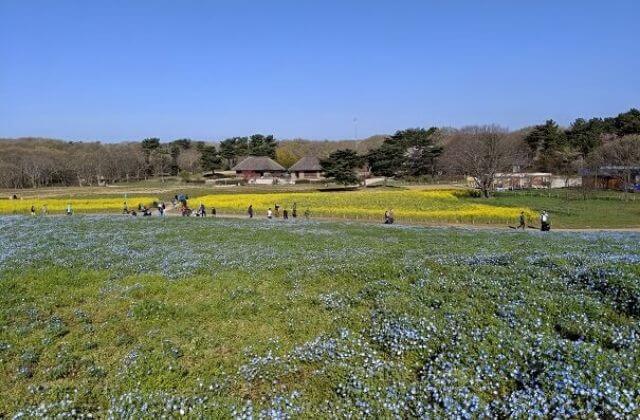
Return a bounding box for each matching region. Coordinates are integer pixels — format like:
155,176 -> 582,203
5,208 -> 639,232
158,209 -> 640,232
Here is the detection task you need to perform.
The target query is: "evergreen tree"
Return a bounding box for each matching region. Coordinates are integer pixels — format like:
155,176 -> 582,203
523,120 -> 568,171
566,118 -> 604,158
141,138 -> 160,177
367,127 -> 442,178
320,149 -> 363,186
199,145 -> 222,172
248,134 -> 277,158
366,141 -> 405,182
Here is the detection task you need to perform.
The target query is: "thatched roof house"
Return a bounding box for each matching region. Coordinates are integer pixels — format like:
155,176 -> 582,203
232,156 -> 286,178
289,156 -> 324,179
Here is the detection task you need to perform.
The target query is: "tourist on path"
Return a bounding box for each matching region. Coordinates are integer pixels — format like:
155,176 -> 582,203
248,205 -> 254,218
283,209 -> 289,220
30,205 -> 36,216
292,203 -> 297,219
518,211 -> 526,230
267,208 -> 273,219
212,207 -> 217,217
198,203 -> 206,217
66,204 -> 73,216
540,211 -> 550,231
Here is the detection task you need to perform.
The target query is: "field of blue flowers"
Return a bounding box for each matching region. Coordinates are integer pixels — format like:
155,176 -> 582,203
1,216 -> 639,418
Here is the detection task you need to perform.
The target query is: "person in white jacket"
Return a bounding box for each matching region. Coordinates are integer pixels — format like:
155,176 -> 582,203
540,211 -> 550,231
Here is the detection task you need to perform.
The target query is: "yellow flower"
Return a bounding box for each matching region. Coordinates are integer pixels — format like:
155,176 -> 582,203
0,197 -> 158,215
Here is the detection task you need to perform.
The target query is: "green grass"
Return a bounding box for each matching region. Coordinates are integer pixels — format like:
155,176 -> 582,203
1,216 -> 639,417
486,189 -> 640,228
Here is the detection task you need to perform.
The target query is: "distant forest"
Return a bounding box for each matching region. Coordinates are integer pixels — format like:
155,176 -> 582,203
1,108 -> 639,190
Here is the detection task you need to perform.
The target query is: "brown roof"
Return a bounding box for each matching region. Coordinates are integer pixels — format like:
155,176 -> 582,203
289,156 -> 323,172
232,156 -> 285,172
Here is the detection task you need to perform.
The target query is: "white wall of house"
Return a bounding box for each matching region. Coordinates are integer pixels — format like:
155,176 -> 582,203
550,176 -> 582,188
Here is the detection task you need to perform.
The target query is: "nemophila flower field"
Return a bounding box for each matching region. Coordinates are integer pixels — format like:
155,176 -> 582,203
1,216 -> 639,417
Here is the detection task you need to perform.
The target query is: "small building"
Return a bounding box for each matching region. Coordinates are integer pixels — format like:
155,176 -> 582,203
581,166 -> 640,190
486,172 -> 552,190
232,156 -> 286,180
289,156 -> 324,180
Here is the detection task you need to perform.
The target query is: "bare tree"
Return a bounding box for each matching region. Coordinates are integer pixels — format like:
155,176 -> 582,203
151,149 -> 172,182
441,126 -> 523,198
176,148 -> 202,174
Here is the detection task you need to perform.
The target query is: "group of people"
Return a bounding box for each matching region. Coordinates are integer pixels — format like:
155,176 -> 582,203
262,202 -> 310,220
123,202 -> 163,217
194,203 -> 216,217
517,210 -> 551,231
30,204 -> 72,216
22,195 -> 551,232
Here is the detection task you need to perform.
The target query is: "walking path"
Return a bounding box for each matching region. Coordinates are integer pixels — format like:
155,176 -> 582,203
5,209 -> 639,232
158,208 -> 640,232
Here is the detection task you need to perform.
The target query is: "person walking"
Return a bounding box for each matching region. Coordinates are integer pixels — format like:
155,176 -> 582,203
283,209 -> 289,220
267,208 -> 273,219
211,207 -> 217,217
66,203 -> 73,216
30,205 -> 36,216
388,209 -> 395,224
158,205 -> 164,216
384,210 -> 390,224
198,203 -> 206,217
540,211 -> 550,231
517,211 -> 526,230
292,202 -> 297,219
304,209 -> 310,220
248,205 -> 254,218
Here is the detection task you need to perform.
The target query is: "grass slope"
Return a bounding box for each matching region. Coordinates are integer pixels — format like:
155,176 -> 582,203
1,216 -> 639,417
489,190 -> 640,228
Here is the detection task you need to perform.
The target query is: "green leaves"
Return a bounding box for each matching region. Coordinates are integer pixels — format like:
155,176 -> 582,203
320,149 -> 364,186
367,127 -> 443,178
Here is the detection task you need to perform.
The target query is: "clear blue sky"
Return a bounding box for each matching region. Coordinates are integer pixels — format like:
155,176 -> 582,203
1,0 -> 639,142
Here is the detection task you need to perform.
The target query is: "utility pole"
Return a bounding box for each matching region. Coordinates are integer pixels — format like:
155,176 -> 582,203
353,117 -> 358,143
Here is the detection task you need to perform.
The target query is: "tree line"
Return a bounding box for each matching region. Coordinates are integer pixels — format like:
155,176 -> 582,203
322,109 -> 640,197
1,109 -> 638,192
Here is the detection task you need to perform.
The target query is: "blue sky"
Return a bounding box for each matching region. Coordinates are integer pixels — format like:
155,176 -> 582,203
1,0 -> 639,141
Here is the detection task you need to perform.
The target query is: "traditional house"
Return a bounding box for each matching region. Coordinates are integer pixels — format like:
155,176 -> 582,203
232,156 -> 286,180
289,156 -> 324,180
581,166 -> 640,191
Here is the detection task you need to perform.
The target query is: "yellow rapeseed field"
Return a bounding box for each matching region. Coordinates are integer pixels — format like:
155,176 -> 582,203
194,189 -> 536,224
0,189 -> 536,224
0,197 -> 158,215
